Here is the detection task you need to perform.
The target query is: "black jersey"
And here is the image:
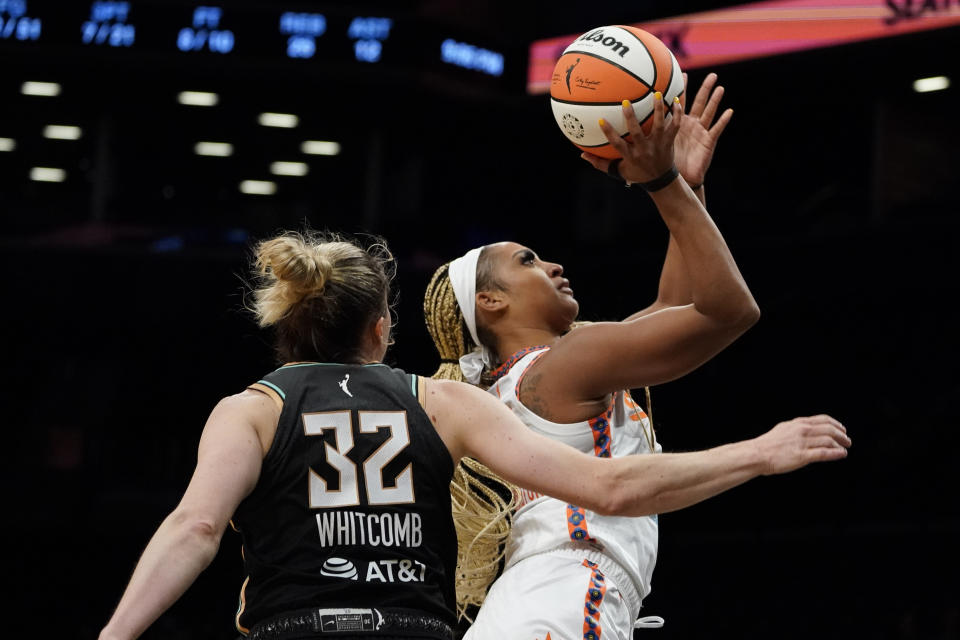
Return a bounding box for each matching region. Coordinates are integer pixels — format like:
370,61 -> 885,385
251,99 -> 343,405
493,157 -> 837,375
232,363 -> 457,635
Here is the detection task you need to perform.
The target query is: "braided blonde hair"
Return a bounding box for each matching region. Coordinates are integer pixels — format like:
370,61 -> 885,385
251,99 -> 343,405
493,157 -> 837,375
423,262 -> 518,622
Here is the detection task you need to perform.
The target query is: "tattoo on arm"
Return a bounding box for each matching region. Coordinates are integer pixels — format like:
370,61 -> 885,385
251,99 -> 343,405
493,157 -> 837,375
519,371 -> 553,421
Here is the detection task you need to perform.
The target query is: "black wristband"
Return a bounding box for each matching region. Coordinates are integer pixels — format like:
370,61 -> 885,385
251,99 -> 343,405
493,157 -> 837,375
606,159 -> 680,192
637,165 -> 680,192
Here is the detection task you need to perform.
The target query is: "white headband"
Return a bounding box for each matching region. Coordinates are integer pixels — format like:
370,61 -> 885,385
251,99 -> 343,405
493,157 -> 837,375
448,247 -> 495,384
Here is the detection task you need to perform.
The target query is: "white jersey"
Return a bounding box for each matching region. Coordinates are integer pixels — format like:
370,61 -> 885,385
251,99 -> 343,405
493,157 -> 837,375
487,345 -> 662,612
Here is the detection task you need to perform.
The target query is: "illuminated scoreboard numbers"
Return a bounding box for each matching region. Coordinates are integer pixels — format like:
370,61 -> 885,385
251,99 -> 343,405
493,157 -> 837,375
177,5 -> 234,54
0,15 -> 40,40
280,11 -> 325,59
354,39 -> 381,63
347,17 -> 391,40
347,16 -> 391,64
0,0 -> 41,41
82,1 -> 134,47
81,22 -> 134,46
441,39 -> 504,77
286,35 -> 314,58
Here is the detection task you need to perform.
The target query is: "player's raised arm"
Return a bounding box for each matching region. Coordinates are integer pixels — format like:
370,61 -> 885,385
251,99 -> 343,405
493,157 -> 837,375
623,71 -> 736,321
545,91 -> 758,400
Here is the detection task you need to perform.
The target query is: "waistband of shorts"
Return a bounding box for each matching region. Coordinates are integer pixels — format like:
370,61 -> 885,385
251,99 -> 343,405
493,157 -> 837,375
540,545 -> 643,616
247,606 -> 454,640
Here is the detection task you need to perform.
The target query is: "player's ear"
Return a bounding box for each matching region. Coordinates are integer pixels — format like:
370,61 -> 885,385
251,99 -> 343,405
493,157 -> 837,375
374,315 -> 387,341
476,290 -> 507,312
364,315 -> 389,362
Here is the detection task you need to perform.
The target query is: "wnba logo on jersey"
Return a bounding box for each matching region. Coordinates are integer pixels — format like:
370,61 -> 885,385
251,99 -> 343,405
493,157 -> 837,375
338,374 -> 353,397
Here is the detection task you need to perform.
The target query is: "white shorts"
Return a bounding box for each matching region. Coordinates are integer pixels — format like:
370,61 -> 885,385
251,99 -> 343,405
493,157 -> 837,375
463,551 -> 636,640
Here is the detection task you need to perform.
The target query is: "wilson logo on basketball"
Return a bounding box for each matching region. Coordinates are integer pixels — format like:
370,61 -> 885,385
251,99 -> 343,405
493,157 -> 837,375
549,24 -> 684,159
576,29 -> 630,57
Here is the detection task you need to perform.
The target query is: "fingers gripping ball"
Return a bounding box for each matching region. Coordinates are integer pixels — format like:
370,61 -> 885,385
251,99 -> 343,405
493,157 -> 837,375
550,25 -> 684,159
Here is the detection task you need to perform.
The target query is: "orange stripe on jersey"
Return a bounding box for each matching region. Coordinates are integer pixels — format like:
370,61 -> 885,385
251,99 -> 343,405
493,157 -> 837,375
581,559 -> 607,640
624,390 -> 649,421
566,504 -> 595,543
587,397 -> 616,458
235,575 -> 251,634
489,345 -> 550,382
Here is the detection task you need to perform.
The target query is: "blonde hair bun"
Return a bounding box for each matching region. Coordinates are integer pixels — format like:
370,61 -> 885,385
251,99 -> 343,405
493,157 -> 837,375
252,232 -> 364,328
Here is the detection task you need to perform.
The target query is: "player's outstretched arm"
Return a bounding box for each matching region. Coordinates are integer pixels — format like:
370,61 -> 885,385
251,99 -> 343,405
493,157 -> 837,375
427,379 -> 850,517
99,391 -> 274,640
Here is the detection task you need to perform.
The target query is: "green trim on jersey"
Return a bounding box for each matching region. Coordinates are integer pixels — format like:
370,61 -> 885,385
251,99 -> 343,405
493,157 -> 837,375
279,362 -> 391,370
255,379 -> 285,400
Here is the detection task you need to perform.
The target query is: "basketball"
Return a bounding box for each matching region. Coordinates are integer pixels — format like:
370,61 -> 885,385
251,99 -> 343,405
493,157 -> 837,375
550,25 -> 685,159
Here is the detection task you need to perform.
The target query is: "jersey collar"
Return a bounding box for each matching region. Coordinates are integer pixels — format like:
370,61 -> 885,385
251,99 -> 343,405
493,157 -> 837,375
488,345 -> 550,382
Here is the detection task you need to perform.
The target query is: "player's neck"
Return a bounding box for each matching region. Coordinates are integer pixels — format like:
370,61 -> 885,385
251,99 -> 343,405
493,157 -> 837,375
493,328 -> 560,365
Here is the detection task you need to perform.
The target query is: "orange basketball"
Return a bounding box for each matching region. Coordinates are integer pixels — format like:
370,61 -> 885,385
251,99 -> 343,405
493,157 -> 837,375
550,25 -> 684,159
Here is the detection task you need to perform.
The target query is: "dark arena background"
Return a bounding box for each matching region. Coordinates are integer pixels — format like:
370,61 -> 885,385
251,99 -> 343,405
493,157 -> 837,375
3,1 -> 958,638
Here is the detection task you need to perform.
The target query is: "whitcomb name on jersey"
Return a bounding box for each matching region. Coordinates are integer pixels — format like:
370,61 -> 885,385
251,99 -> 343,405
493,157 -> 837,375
320,556 -> 428,583
316,510 -> 422,548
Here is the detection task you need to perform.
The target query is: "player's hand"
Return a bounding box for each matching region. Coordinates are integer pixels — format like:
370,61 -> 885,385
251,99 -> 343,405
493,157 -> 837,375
581,91 -> 681,184
754,415 -> 851,475
673,72 -> 733,189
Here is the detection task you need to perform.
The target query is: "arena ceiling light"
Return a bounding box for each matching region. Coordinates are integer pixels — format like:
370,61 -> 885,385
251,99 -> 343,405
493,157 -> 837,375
43,125 -> 83,140
301,140 -> 341,156
21,81 -> 61,97
239,180 -> 277,195
194,141 -> 234,157
178,91 -> 219,106
258,112 -> 299,128
30,167 -> 67,182
913,76 -> 950,93
0,138 -> 15,151
270,161 -> 309,176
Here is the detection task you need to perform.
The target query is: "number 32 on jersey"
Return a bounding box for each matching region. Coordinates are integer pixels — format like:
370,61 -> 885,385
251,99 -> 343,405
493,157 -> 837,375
304,410 -> 414,507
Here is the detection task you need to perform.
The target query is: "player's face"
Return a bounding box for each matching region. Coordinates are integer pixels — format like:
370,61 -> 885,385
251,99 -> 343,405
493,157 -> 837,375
482,242 -> 579,333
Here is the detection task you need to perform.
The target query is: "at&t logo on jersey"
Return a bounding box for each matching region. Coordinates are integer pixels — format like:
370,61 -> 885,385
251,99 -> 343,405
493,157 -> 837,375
320,557 -> 359,580
365,558 -> 427,583
320,556 -> 428,583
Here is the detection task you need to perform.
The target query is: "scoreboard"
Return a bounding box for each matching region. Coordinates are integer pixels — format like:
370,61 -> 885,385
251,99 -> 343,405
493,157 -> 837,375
0,1 -> 513,89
